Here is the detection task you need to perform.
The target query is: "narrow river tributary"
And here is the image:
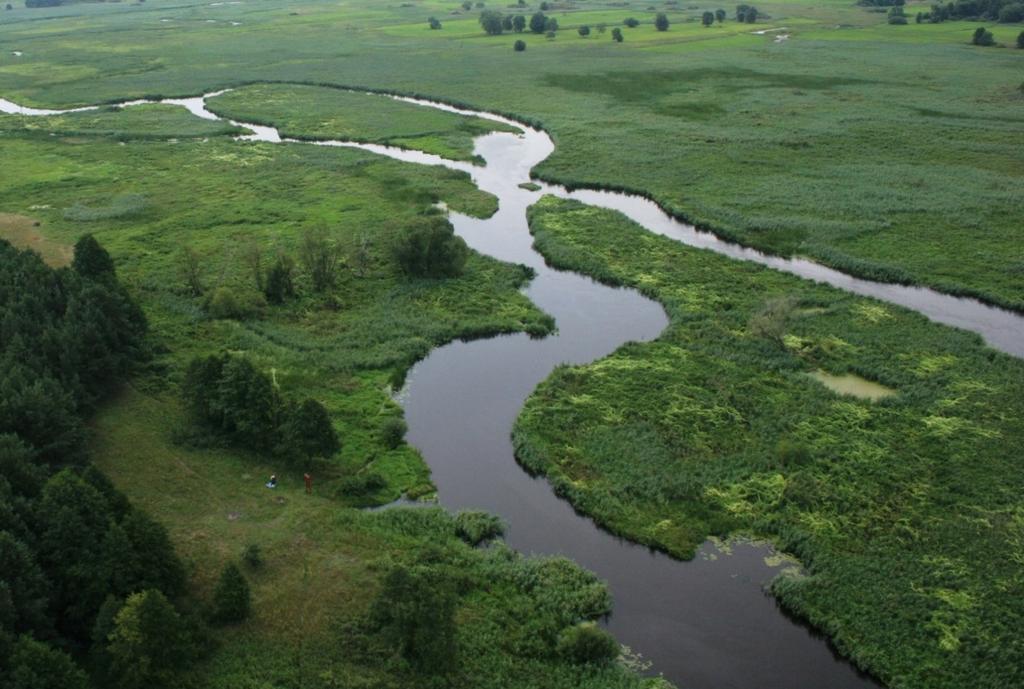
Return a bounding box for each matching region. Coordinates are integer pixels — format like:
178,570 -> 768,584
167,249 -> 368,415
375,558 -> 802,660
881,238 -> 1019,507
5,88 -> 1022,689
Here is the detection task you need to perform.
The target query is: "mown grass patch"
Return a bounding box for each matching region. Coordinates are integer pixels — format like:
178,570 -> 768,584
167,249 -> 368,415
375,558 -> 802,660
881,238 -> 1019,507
517,196 -> 1024,689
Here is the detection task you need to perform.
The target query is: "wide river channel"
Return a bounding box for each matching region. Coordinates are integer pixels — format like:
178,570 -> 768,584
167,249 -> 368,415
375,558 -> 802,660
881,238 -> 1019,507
5,87 -> 1023,689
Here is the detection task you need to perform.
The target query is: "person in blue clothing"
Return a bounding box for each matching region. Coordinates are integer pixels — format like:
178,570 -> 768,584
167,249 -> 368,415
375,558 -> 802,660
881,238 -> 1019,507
266,474 -> 277,489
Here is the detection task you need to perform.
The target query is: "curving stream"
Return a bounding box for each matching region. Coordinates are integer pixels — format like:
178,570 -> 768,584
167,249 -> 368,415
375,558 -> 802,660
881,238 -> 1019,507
5,88 -> 1023,689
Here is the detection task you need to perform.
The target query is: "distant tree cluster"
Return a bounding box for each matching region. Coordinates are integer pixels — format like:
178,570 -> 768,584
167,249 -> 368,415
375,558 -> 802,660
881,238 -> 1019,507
0,236 -> 193,689
736,4 -> 759,21
917,0 -> 1023,21
182,352 -> 341,464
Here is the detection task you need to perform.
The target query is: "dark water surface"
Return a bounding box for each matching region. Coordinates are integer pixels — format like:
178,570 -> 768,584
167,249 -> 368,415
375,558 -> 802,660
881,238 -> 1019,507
8,87 -> 1023,689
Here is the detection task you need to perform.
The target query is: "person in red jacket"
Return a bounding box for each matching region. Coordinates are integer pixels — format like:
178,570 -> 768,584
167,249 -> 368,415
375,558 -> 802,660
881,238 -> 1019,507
303,472 -> 312,494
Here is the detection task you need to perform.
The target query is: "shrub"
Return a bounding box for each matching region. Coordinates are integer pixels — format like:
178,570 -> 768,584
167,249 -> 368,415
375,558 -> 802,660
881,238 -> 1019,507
206,286 -> 258,320
702,10 -> 714,25
514,38 -> 527,50
555,622 -> 619,664
264,254 -> 296,304
211,562 -> 251,625
392,218 -> 468,278
380,416 -> 408,449
716,8 -> 726,21
1018,29 -> 1024,47
454,510 -> 504,545
655,12 -> 669,30
623,16 -> 639,26
371,566 -> 457,675
299,227 -> 343,292
529,10 -> 547,32
611,26 -> 623,41
242,543 -> 263,570
578,24 -> 590,36
972,26 -> 995,45
428,16 -> 441,28
512,13 -> 526,31
545,29 -> 556,37
888,13 -> 907,22
336,472 -> 387,497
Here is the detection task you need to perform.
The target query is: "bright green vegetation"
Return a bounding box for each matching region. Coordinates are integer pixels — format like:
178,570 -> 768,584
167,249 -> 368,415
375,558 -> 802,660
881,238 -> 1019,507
207,83 -> 518,162
89,388 -> 667,689
517,196 -> 1024,689
0,117 -> 551,502
0,103 -> 242,140
1,0 -> 1021,307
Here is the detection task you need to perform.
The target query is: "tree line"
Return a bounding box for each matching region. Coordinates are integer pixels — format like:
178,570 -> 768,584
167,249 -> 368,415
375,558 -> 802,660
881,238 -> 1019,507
0,236 -> 206,689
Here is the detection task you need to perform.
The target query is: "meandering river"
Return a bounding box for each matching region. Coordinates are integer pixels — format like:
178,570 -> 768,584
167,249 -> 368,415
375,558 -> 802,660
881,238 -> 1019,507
5,87 -> 1023,689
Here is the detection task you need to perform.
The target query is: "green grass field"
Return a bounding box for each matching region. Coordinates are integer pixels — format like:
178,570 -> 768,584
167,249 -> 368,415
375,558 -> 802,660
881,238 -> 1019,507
517,196 -> 1024,689
0,0 -> 1021,306
1,0 -> 1022,686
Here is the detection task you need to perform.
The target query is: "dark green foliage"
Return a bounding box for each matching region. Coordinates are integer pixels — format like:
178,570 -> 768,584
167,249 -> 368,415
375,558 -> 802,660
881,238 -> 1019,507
702,11 -> 714,26
715,8 -> 726,21
529,11 -> 547,33
279,398 -> 341,463
299,228 -> 343,293
3,635 -> 89,689
428,16 -> 441,29
0,531 -> 50,636
211,563 -> 251,625
654,12 -> 669,30
241,543 -> 263,570
454,510 -> 504,545
623,17 -> 639,27
371,565 -> 458,675
972,26 -> 995,44
183,352 -> 339,462
578,24 -> 590,36
263,254 -> 296,304
380,416 -> 408,449
556,622 -> 619,664
0,236 -> 185,686
502,13 -> 513,30
479,9 -> 504,34
72,234 -> 116,279
391,217 -> 468,278
514,38 -> 527,51
107,590 -> 195,689
512,13 -> 526,31
611,27 -> 623,41
183,352 -> 279,449
736,3 -> 758,20
1018,28 -> 1024,45
206,286 -> 258,320
998,2 -> 1024,20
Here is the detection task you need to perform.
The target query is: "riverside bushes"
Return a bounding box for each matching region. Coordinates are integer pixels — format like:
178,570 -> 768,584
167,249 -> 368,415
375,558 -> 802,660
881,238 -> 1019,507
518,196 -> 1024,689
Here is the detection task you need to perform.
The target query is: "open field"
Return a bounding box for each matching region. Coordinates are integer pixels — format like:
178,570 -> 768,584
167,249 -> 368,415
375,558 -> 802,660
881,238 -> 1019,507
207,83 -> 519,162
0,0 -> 1021,306
517,196 -> 1024,689
1,0 -> 1022,686
91,387 -> 665,689
0,112 -> 551,503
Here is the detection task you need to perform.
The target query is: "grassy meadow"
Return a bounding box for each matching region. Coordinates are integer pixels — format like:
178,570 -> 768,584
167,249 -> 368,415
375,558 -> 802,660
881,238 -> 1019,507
206,83 -> 519,162
517,196 -> 1024,689
0,0 -> 1021,686
0,0 -> 1021,306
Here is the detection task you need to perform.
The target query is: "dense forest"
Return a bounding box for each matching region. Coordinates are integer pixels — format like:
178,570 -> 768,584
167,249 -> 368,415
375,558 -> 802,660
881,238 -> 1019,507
0,237 -> 190,689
